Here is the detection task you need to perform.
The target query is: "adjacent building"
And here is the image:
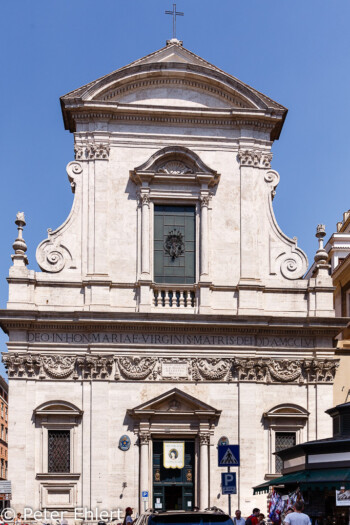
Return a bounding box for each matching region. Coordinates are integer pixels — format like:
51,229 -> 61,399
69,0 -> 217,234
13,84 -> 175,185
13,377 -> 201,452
307,212 -> 350,407
0,40 -> 345,519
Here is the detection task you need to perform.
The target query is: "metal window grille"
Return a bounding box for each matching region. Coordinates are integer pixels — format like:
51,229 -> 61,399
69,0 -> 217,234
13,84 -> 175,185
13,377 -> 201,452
48,430 -> 70,473
275,432 -> 296,473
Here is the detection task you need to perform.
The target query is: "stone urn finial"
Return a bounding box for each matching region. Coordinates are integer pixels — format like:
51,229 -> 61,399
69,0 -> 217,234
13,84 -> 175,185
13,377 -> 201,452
314,224 -> 328,264
12,212 -> 28,266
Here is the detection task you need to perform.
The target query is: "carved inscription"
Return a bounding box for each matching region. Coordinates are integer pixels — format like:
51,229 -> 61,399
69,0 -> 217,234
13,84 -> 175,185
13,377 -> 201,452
26,332 -> 315,348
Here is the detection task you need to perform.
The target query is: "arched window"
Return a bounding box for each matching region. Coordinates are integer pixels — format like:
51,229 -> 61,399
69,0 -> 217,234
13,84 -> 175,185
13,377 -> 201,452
263,404 -> 309,476
34,401 -> 83,474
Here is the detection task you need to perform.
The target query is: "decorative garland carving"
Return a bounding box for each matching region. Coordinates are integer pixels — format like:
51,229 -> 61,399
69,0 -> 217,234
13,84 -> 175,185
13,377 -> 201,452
266,359 -> 302,383
42,355 -> 76,379
118,357 -> 156,380
194,358 -> 232,381
2,354 -> 339,384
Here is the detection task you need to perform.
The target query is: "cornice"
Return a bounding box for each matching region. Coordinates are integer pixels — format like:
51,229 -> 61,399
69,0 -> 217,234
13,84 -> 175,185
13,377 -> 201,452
0,310 -> 346,337
67,106 -> 279,134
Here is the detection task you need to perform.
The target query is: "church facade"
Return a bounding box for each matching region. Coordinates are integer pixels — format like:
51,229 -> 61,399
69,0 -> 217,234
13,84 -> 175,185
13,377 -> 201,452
0,41 -> 344,518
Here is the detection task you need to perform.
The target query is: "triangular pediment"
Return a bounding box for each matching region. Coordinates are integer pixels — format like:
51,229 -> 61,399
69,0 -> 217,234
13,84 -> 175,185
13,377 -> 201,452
129,388 -> 220,415
60,42 -> 287,139
131,43 -> 223,72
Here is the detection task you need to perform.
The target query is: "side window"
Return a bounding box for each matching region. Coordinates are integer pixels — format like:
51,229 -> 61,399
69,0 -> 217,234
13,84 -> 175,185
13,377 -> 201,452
48,429 -> 71,473
275,432 -> 296,473
154,205 -> 196,284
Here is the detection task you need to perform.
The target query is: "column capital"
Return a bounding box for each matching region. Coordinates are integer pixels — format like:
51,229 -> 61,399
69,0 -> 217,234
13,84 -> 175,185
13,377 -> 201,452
139,432 -> 151,445
199,433 -> 210,445
139,191 -> 151,207
237,149 -> 273,168
200,194 -> 211,208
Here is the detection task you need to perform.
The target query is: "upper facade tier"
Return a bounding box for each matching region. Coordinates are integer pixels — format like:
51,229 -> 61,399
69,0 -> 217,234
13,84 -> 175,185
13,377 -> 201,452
7,42 -> 334,317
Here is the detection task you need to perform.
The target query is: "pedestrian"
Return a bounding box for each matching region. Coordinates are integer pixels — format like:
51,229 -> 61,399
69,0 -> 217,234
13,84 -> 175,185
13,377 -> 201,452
246,509 -> 260,525
257,514 -> 265,525
14,514 -> 23,525
284,502 -> 311,525
234,510 -> 245,525
123,508 -> 133,525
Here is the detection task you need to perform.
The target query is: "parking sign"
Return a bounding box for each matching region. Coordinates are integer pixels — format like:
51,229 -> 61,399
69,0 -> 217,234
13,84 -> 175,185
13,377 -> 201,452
221,472 -> 237,495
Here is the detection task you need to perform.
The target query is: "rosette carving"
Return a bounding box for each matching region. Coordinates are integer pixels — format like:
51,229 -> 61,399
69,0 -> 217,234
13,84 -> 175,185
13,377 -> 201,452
118,357 -> 156,379
194,358 -> 232,381
42,355 -> 76,379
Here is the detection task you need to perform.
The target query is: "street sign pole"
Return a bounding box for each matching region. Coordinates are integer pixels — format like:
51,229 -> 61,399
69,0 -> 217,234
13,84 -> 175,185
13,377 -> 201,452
228,466 -> 231,516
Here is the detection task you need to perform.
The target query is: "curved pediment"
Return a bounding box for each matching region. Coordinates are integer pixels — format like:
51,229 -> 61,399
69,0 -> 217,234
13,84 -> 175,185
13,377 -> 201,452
130,146 -> 220,188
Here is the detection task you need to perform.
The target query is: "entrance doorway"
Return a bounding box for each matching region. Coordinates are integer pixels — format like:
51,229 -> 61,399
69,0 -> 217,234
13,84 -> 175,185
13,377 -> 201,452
164,486 -> 182,510
153,439 -> 195,511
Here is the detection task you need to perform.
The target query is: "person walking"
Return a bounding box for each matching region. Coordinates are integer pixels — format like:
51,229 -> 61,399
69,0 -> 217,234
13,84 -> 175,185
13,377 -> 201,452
234,510 -> 245,525
123,508 -> 133,525
284,502 -> 311,525
246,509 -> 260,525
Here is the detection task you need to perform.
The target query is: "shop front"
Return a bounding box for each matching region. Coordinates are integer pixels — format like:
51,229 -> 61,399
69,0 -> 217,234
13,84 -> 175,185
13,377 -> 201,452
253,403 -> 350,525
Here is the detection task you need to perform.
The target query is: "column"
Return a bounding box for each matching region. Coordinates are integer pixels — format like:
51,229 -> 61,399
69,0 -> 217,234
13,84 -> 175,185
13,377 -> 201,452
139,433 -> 150,512
199,433 -> 210,509
141,191 -> 151,277
200,194 -> 210,278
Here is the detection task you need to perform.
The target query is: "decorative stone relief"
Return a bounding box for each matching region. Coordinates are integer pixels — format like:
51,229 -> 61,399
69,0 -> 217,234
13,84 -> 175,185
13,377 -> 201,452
36,237 -> 73,273
238,149 -> 274,169
158,161 -> 193,175
193,358 -> 232,381
3,354 -> 339,384
237,149 -> 262,167
164,230 -> 185,259
117,356 -> 156,380
76,356 -> 114,378
264,169 -> 280,199
42,355 -> 76,379
74,143 -> 110,160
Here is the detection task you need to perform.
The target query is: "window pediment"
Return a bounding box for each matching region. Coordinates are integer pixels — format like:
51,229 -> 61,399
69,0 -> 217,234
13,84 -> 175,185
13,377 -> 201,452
130,146 -> 220,188
34,400 -> 83,419
128,388 -> 221,420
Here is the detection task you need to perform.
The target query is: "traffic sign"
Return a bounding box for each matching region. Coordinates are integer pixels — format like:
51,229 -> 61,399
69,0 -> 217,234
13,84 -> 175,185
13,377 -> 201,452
142,491 -> 149,501
221,472 -> 237,495
218,445 -> 240,466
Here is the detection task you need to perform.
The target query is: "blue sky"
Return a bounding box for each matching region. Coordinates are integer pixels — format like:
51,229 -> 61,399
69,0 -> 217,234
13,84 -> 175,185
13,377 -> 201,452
0,1 -> 349,376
